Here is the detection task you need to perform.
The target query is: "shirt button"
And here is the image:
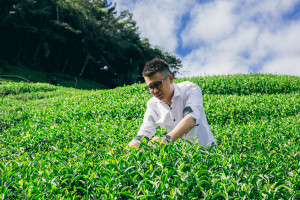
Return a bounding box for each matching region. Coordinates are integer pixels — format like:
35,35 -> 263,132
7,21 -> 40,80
173,119 -> 176,121
170,107 -> 172,110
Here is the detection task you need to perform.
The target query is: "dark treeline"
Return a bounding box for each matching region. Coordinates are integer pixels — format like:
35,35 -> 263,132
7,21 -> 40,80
0,0 -> 182,87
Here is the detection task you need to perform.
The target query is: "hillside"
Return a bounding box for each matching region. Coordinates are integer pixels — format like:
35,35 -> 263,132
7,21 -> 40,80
0,74 -> 299,199
0,65 -> 110,90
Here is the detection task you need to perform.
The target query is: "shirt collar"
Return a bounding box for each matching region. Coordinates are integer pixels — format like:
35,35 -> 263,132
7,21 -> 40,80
153,83 -> 180,104
172,83 -> 180,99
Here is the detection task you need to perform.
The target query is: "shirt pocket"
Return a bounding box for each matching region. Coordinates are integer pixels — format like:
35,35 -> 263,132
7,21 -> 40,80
156,112 -> 173,130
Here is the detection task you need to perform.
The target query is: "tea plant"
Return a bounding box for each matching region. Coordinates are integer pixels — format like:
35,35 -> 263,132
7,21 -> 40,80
0,74 -> 299,199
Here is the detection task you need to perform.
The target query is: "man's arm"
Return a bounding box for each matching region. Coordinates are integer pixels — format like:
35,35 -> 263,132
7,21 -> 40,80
167,115 -> 196,142
127,102 -> 156,149
165,83 -> 202,143
152,115 -> 196,143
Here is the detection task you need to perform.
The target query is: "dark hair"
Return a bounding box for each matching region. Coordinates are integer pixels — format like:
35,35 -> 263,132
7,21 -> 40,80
142,58 -> 170,77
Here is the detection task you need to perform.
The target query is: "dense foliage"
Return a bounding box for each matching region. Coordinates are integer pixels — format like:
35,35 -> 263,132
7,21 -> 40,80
0,0 -> 182,87
0,74 -> 299,199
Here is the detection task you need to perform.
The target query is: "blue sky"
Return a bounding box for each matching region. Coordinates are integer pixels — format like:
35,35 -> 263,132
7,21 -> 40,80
113,0 -> 300,78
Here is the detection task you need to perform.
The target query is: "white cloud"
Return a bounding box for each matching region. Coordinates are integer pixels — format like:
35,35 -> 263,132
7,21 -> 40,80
181,0 -> 237,46
260,55 -> 300,76
181,47 -> 250,78
239,0 -> 300,21
180,0 -> 300,77
114,0 -> 195,52
114,0 -> 300,77
257,21 -> 300,56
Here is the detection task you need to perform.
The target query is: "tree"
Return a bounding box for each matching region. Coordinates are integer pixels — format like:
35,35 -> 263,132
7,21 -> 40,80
0,0 -> 182,87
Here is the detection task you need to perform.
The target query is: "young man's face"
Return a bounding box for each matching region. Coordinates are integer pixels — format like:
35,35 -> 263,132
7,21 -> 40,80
144,72 -> 174,103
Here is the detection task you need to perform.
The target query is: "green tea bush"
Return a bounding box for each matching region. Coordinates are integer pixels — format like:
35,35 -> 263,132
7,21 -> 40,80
204,93 -> 299,125
0,82 -> 57,96
0,74 -> 299,199
178,74 -> 300,95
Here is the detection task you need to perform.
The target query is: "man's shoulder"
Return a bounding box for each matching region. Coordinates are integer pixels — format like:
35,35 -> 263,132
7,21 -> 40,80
176,81 -> 200,91
146,96 -> 158,107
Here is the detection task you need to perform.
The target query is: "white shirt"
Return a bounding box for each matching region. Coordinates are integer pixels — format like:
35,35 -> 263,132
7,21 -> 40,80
137,81 -> 215,147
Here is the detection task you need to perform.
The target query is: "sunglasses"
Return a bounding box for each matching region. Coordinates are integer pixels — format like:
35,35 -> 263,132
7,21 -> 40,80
145,74 -> 170,92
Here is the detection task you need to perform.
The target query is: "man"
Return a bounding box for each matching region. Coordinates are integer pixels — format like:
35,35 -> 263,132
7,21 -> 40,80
128,58 -> 215,149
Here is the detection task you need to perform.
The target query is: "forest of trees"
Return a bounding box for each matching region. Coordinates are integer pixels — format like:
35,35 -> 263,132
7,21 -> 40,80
0,0 -> 182,87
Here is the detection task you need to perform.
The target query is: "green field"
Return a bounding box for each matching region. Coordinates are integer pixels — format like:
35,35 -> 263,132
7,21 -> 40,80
0,65 -> 110,90
0,74 -> 299,199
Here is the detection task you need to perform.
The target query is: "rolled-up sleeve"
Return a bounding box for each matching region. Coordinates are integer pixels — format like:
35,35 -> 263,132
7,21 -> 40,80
136,102 -> 157,140
183,83 -> 204,126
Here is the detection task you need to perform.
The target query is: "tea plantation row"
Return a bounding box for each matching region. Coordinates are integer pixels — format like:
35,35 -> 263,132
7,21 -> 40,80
0,74 -> 299,199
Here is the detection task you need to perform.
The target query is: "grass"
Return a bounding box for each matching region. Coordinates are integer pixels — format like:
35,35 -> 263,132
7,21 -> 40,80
0,64 -> 110,90
0,73 -> 299,199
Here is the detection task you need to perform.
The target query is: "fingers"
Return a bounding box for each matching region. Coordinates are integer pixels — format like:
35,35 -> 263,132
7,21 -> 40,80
151,137 -> 168,145
151,136 -> 162,141
161,139 -> 168,144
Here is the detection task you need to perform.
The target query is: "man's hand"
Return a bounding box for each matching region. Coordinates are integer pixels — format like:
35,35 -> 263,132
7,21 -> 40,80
127,139 -> 140,150
151,136 -> 168,144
